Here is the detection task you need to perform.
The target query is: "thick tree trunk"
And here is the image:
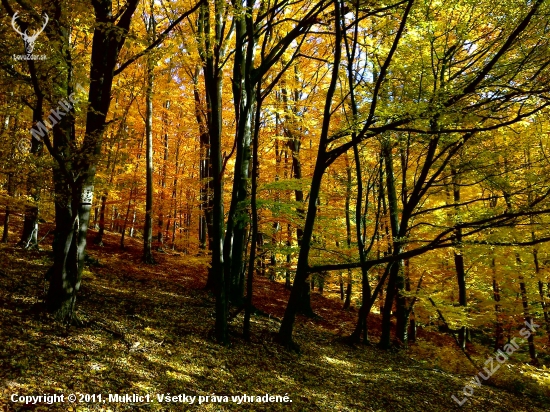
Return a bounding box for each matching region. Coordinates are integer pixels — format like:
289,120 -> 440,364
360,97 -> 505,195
209,69 -> 227,344
380,142 -> 407,348
199,0 -> 228,344
45,0 -> 140,322
223,7 -> 256,306
47,179 -> 92,323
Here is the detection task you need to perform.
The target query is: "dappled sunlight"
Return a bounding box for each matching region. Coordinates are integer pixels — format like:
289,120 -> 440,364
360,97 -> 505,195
1,233 -> 549,411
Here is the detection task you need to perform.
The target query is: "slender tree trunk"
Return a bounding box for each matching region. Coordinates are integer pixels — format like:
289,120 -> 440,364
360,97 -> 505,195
130,207 -> 136,237
343,274 -> 352,308
537,278 -> 550,343
120,187 -> 133,249
2,172 -> 14,243
244,76 -> 263,339
350,144 -> 371,342
94,195 -> 107,245
492,257 -> 503,351
278,160 -> 326,347
532,230 -> 550,342
157,102 -> 169,249
451,167 -> 467,349
278,0 -> 342,348
20,167 -> 41,249
19,103 -> 44,250
343,154 -> 353,310
285,223 -> 292,289
143,15 -> 155,264
409,308 -> 417,342
518,267 -> 538,364
283,90 -> 311,315
1,209 -> 9,244
193,65 -> 215,286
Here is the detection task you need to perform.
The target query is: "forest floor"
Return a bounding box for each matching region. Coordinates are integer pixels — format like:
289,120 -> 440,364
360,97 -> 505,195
1,228 -> 549,411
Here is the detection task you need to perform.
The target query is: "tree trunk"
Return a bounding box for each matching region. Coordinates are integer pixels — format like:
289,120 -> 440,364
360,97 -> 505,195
532,239 -> 550,343
143,15 -> 155,264
278,0 -> 342,348
199,0 -> 228,344
120,187 -> 133,249
46,0 -> 140,322
537,278 -> 550,343
283,85 -> 310,314
380,141 -> 406,348
350,143 -> 371,342
157,102 -> 169,250
94,194 -> 107,245
223,5 -> 256,306
518,269 -> 538,365
2,172 -> 14,243
20,104 -> 44,250
278,160 -> 326,347
492,257 -> 503,351
451,167 -> 467,349
244,70 -> 263,339
343,275 -> 352,309
343,154 -> 353,310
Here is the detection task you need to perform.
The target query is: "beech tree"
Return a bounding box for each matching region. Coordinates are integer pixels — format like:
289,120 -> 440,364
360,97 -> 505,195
277,0 -> 550,348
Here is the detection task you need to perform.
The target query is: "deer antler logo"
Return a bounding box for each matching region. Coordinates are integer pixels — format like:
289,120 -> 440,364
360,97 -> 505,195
11,12 -> 49,55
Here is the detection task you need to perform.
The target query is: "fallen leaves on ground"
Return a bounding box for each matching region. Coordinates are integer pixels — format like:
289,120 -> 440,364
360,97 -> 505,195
0,229 -> 549,411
